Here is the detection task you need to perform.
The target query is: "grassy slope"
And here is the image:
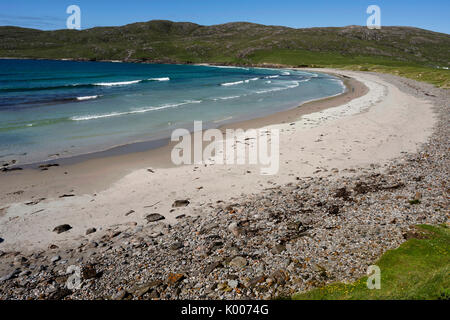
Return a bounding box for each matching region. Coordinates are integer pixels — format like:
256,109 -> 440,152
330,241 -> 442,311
293,225 -> 450,300
1,21 -> 449,87
249,49 -> 450,88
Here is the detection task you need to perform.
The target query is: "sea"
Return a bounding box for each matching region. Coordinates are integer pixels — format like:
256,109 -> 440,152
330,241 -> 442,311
0,59 -> 345,165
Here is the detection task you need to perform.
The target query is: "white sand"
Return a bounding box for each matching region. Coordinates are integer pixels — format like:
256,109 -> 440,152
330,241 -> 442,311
0,69 -> 436,252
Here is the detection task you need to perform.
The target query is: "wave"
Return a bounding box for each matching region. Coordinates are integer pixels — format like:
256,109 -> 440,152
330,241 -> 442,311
221,77 -> 259,86
264,75 -> 280,79
93,80 -> 142,86
255,80 -> 307,94
71,100 -> 201,121
205,65 -> 250,70
221,80 -> 244,86
147,77 -> 170,81
212,95 -> 242,101
0,77 -> 171,92
76,95 -> 101,101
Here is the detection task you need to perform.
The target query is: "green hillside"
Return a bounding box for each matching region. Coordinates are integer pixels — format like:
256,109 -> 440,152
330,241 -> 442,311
1,20 -> 449,87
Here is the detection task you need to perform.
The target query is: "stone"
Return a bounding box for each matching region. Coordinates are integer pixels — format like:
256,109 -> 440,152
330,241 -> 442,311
172,200 -> 190,208
328,205 -> 340,215
0,237 -> 3,243
112,290 -> 131,300
14,256 -> 28,265
51,255 -> 61,263
125,210 -> 135,216
227,222 -> 241,237
228,280 -> 239,289
145,213 -> 165,223
229,256 -> 247,269
53,224 -> 72,234
0,268 -> 21,282
48,288 -> 72,300
167,273 -> 185,285
271,244 -> 286,254
204,261 -> 222,275
85,228 -> 97,235
170,242 -> 184,250
39,163 -> 59,169
81,264 -> 97,279
134,280 -> 162,297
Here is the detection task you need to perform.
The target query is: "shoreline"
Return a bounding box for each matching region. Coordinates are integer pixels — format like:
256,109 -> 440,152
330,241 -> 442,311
0,68 -> 436,254
3,65 -> 351,170
0,70 -> 364,205
0,70 -> 446,300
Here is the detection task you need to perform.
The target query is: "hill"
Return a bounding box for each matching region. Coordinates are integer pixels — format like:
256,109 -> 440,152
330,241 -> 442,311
1,20 -> 449,86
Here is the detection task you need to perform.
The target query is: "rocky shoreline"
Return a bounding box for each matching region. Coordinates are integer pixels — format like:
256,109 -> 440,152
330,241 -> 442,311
0,74 -> 448,300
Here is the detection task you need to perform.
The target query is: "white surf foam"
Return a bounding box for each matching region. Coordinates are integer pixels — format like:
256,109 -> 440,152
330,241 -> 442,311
94,80 -> 142,86
71,100 -> 202,121
76,95 -> 101,101
147,77 -> 170,81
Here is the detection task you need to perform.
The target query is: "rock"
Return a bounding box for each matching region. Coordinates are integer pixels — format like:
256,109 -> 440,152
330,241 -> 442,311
145,213 -> 165,223
228,280 -> 239,289
48,244 -> 59,250
48,288 -> 72,300
229,256 -> 247,269
14,256 -> 28,265
51,255 -> 61,263
0,237 -> 3,243
53,224 -> 72,234
170,242 -> 184,250
217,282 -> 231,292
19,270 -> 31,277
328,205 -> 340,215
1,167 -> 23,172
85,228 -> 97,235
125,210 -> 135,216
335,187 -> 351,200
134,280 -> 162,297
167,273 -> 185,285
110,231 -> 121,238
172,200 -> 190,208
271,269 -> 289,285
112,290 -> 132,300
39,163 -> 59,169
59,194 -> 75,198
248,275 -> 266,287
204,261 -> 223,275
353,182 -> 372,194
228,222 -> 241,237
81,264 -> 97,279
25,198 -> 46,205
271,244 -> 286,254
0,268 -> 21,282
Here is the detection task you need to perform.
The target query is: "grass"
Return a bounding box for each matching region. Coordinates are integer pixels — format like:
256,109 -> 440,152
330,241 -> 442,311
247,49 -> 450,88
293,224 -> 450,300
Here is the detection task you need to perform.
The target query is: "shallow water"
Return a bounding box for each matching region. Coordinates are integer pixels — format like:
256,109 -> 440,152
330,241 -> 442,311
0,59 -> 344,164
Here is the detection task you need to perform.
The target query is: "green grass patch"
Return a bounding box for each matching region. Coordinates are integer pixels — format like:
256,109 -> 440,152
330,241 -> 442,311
293,225 -> 450,300
247,49 -> 450,88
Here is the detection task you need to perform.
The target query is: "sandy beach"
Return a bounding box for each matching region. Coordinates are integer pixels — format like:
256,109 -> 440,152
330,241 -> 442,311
0,68 -> 437,253
0,66 -> 448,301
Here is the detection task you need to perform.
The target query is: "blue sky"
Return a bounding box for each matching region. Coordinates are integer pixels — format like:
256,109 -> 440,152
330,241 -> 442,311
1,0 -> 449,34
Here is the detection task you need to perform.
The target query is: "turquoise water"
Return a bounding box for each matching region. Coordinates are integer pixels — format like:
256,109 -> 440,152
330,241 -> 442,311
0,59 -> 344,164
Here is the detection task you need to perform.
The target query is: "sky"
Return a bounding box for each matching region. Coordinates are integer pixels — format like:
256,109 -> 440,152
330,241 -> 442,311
0,0 -> 449,34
